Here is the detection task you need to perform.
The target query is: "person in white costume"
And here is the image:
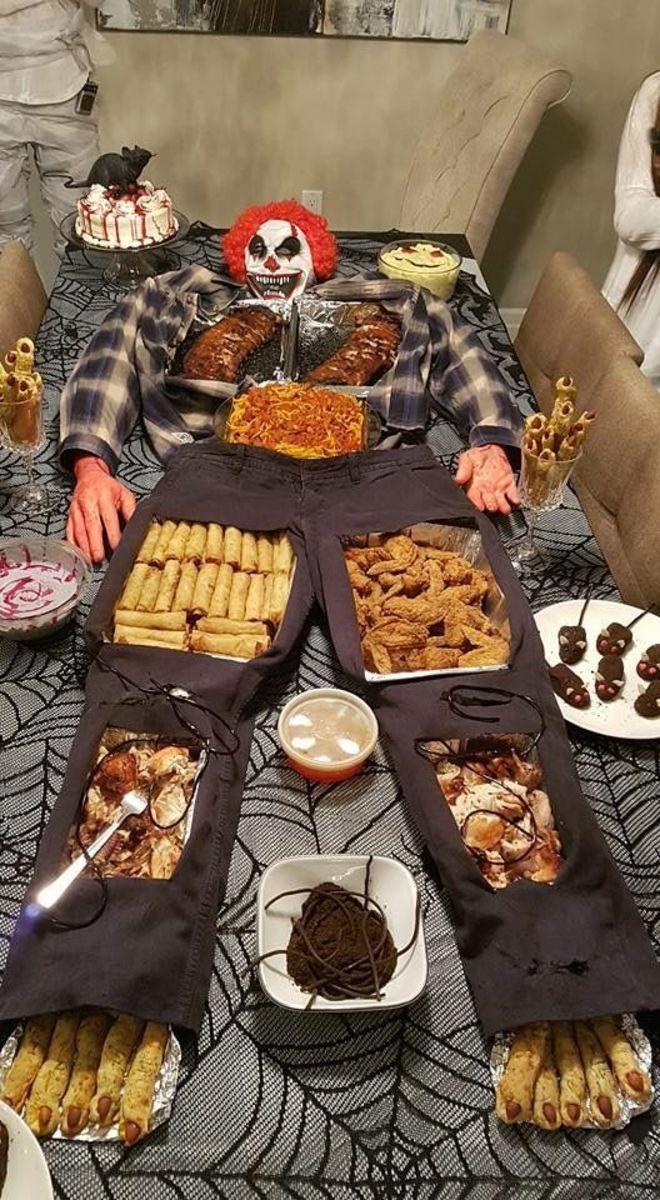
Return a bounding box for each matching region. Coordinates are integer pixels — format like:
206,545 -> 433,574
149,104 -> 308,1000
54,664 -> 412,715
603,71 -> 660,390
0,0 -> 110,251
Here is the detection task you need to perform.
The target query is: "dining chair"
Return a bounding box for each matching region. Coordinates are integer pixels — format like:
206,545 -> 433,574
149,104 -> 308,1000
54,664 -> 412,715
399,30 -> 571,262
514,251 -> 644,415
571,354 -> 660,608
0,240 -> 47,361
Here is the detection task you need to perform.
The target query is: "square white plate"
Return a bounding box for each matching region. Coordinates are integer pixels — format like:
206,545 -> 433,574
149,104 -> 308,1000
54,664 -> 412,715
256,855 -> 427,1011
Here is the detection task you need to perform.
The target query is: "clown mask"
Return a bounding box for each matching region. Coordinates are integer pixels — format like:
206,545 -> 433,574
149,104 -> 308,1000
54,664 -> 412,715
245,219 -> 314,301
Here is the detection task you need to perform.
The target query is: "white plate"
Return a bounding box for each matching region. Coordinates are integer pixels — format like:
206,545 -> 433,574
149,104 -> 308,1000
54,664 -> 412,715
257,855 -> 427,1011
0,1100 -> 53,1200
535,598 -> 660,739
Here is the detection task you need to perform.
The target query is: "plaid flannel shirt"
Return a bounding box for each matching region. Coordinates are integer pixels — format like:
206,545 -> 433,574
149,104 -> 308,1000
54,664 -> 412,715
59,264 -> 522,473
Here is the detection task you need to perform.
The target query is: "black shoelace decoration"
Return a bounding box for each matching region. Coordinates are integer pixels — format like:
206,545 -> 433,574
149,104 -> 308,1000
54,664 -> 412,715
416,687 -> 555,873
250,856 -> 421,1009
40,659 -> 239,932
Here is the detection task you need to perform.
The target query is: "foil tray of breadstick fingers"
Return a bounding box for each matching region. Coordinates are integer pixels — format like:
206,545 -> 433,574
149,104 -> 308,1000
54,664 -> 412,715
491,1014 -> 654,1132
0,1010 -> 180,1143
107,520 -> 295,660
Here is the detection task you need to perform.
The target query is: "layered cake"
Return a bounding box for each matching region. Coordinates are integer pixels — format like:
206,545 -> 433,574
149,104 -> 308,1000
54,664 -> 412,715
75,181 -> 178,249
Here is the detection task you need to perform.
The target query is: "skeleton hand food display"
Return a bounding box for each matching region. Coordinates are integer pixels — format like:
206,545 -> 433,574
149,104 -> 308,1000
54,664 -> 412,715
222,200 -> 338,301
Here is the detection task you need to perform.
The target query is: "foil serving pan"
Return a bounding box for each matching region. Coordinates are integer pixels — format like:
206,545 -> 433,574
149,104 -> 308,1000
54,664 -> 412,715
0,1022 -> 181,1142
294,296 -> 398,389
348,522 -> 510,684
168,297 -> 290,387
490,1014 -> 654,1131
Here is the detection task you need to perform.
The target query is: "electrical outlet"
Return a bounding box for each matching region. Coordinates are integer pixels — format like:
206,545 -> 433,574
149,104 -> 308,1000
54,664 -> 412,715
302,190 -> 323,215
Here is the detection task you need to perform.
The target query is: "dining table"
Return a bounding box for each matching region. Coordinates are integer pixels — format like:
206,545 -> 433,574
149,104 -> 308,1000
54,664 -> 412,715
0,225 -> 658,1200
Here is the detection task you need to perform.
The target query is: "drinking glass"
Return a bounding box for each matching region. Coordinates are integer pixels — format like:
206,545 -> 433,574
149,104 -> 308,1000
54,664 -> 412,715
510,445 -> 582,571
0,382 -> 50,515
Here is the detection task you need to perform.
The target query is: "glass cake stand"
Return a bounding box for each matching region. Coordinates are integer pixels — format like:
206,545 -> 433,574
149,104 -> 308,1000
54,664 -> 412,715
60,211 -> 190,285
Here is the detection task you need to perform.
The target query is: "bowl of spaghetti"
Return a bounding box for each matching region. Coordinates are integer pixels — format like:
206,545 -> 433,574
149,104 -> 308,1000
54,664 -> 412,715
215,382 -> 378,459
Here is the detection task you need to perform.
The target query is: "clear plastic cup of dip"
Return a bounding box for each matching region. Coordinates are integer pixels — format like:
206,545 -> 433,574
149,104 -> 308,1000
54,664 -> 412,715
277,688 -> 379,783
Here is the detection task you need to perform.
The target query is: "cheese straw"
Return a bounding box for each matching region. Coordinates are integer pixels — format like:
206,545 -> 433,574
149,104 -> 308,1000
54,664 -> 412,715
90,1015 -> 143,1128
15,337 -> 35,375
228,571 -> 250,620
151,520 -> 177,567
224,526 -> 242,568
120,562 -> 150,610
61,1011 -> 111,1136
240,532 -> 258,573
1,1013 -> 55,1111
165,521 -> 191,562
191,562 -> 219,615
25,1012 -> 80,1137
184,523 -> 207,562
205,523 -> 224,563
136,522 -> 161,564
136,567 -> 162,612
208,562 -> 233,617
524,413 -> 546,436
256,534 -> 273,574
245,573 -> 265,621
549,399 -> 575,437
172,561 -> 198,611
119,1022 -> 169,1146
555,375 -> 577,401
154,559 -> 181,611
114,609 -> 187,630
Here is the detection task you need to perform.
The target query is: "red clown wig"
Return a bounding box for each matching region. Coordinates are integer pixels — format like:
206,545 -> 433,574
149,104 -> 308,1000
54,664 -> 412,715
222,199 -> 338,284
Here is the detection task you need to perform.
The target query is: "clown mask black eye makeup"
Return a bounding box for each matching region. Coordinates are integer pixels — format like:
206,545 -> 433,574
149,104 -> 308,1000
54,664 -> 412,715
248,234 -> 266,259
276,236 -> 302,260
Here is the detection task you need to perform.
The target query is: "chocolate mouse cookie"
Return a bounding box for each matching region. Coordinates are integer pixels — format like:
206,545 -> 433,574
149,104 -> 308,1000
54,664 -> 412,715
596,622 -> 633,656
634,681 -> 660,718
595,655 -> 625,702
636,644 -> 660,681
548,663 -> 590,708
558,624 -> 587,665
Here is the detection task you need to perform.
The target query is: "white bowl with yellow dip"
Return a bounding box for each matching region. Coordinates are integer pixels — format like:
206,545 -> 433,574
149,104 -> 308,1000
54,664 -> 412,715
378,239 -> 462,299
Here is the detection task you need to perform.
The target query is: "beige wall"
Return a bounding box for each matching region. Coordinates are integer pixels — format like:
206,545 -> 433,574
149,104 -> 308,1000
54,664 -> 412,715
34,1 -> 660,309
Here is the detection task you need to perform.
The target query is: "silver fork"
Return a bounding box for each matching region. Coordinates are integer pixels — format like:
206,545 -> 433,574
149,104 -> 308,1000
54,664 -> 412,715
36,790 -> 148,911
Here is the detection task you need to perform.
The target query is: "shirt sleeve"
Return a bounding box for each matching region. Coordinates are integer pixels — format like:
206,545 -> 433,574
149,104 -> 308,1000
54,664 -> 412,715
59,285 -> 146,474
613,73 -> 660,251
429,308 -> 523,451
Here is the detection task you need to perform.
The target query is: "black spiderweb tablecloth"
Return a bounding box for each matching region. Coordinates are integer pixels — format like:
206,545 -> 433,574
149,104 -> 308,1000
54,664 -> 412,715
1,230 -> 659,1199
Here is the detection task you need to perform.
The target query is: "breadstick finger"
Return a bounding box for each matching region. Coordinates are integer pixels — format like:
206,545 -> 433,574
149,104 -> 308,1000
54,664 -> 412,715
119,1022 -> 169,1145
495,1022 -> 548,1124
61,1011 -> 111,1136
90,1015 -> 143,1128
2,1014 -> 55,1111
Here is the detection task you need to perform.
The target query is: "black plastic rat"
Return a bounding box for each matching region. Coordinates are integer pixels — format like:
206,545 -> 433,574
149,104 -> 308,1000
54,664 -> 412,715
63,146 -> 153,190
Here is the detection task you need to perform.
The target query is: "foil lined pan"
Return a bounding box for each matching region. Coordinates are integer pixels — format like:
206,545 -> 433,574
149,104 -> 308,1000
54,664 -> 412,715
168,297 -> 290,386
350,522 -> 510,683
490,1014 -> 654,1131
0,1021 -> 181,1142
294,296 -> 398,388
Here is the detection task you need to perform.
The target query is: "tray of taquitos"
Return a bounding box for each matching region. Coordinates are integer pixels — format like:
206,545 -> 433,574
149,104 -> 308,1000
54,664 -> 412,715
0,1010 -> 179,1144
102,518 -> 296,662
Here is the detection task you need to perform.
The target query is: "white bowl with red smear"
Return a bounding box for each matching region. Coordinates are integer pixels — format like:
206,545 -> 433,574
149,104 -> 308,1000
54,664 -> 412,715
0,536 -> 90,641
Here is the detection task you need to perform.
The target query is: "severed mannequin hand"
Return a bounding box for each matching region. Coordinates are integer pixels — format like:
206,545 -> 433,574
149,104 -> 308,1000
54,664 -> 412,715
453,445 -> 520,516
66,453 -> 136,563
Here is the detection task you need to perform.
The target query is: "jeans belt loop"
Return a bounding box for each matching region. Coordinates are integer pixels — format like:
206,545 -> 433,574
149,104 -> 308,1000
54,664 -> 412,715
229,444 -> 246,474
348,456 -> 361,484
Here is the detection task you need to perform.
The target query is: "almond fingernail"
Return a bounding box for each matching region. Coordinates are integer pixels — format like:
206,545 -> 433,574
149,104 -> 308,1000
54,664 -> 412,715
39,1105 -> 51,1128
566,1103 -> 580,1122
597,1096 -> 612,1120
97,1096 -> 111,1121
542,1102 -> 557,1124
67,1106 -> 81,1131
505,1100 -> 521,1120
627,1071 -> 644,1092
124,1120 -> 141,1145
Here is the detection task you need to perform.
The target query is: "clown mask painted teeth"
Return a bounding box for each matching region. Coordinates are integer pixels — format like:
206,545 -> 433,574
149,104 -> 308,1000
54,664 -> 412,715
245,219 -> 314,301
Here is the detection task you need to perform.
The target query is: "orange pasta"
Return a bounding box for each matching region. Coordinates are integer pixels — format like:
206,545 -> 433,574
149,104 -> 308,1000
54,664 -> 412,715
226,383 -> 365,458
